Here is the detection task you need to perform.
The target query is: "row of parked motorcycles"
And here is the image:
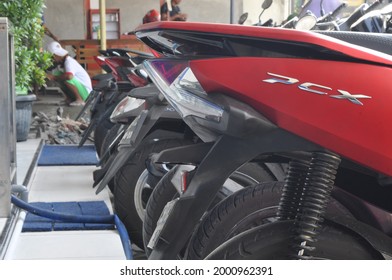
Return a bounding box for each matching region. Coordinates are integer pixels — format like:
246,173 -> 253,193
75,0 -> 392,259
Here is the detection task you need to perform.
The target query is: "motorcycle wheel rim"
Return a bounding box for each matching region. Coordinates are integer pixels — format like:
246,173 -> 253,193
134,169 -> 154,220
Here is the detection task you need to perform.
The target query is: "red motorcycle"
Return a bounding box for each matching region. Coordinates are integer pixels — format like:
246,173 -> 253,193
77,49 -> 152,153
135,21 -> 392,259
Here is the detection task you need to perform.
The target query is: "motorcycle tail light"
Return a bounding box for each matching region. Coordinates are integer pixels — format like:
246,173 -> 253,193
105,56 -> 134,69
94,56 -> 107,67
93,56 -> 112,73
126,70 -> 149,88
110,96 -> 145,123
143,59 -> 224,123
105,57 -> 134,81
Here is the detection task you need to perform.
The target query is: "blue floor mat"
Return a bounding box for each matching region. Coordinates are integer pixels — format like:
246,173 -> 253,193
22,201 -> 115,232
37,144 -> 98,166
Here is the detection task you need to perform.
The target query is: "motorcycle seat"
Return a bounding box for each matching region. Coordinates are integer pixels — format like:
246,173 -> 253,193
318,31 -> 392,57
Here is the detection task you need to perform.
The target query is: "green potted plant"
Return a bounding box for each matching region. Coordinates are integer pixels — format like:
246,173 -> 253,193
0,0 -> 53,141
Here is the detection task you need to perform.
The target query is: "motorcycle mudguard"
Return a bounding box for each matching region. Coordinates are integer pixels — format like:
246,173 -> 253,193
93,152 -> 116,186
78,116 -> 98,147
94,111 -> 148,193
150,142 -> 214,165
89,90 -> 105,115
148,125 -> 322,259
93,160 -> 111,183
145,142 -> 213,177
78,102 -> 115,147
74,89 -> 99,121
94,105 -> 168,194
96,125 -> 126,167
329,214 -> 392,259
148,142 -> 285,182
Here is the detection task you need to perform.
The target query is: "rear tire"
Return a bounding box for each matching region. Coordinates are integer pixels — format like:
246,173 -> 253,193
114,138 -> 189,249
93,111 -> 116,157
200,181 -> 382,260
205,219 -> 383,260
143,164 -> 276,257
142,165 -> 179,255
98,123 -> 123,193
93,91 -> 129,156
99,123 -> 123,162
186,182 -> 282,259
186,181 -> 356,259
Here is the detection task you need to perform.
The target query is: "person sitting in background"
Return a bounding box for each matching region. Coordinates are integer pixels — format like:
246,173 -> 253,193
143,9 -> 160,24
161,0 -> 187,21
46,41 -> 92,107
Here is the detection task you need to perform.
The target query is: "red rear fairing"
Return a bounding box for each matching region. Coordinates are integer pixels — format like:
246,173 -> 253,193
104,56 -> 134,82
190,57 -> 392,176
136,22 -> 392,176
104,57 -> 147,87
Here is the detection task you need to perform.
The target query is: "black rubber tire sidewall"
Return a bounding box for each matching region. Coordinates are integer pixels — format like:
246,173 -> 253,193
93,91 -> 129,156
99,123 -> 123,162
143,164 -> 277,257
114,138 -> 188,250
93,115 -> 115,157
143,166 -> 179,255
186,181 -> 358,259
186,181 -> 283,259
205,219 -> 382,260
98,123 -> 123,193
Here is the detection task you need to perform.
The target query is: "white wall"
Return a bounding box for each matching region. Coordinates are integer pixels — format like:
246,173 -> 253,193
180,0 -> 232,23
43,0 -> 289,40
44,0 -> 86,40
242,0 -> 290,26
103,0 -> 159,33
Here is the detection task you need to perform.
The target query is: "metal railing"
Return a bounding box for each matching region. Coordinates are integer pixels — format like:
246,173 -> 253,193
0,17 -> 16,218
0,17 -> 17,259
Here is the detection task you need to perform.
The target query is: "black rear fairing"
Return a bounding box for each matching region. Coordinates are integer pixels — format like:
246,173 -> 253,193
136,29 -> 366,63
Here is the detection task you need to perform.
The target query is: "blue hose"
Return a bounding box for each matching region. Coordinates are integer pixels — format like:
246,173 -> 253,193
11,195 -> 133,260
114,215 -> 133,260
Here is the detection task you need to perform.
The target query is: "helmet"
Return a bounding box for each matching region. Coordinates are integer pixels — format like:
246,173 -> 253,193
143,9 -> 160,24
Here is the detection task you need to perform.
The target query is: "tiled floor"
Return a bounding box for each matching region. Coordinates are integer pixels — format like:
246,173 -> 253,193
1,92 -> 147,260
3,139 -> 127,260
6,229 -> 125,260
15,138 -> 42,185
27,166 -> 110,203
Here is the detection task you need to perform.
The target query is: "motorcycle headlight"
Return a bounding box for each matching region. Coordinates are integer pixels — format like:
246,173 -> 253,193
143,59 -> 224,123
